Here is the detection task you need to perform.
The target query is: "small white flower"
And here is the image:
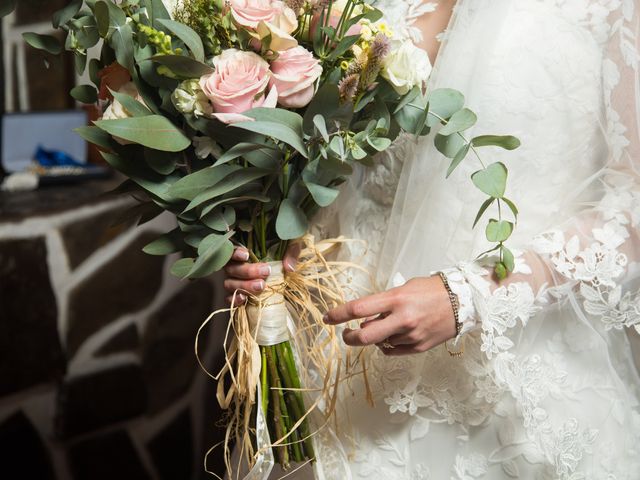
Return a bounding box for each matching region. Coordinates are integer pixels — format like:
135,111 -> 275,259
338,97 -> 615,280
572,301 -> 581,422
172,79 -> 213,117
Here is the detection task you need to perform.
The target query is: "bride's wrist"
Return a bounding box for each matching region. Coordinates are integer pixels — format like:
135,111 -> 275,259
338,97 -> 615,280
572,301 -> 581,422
437,267 -> 478,342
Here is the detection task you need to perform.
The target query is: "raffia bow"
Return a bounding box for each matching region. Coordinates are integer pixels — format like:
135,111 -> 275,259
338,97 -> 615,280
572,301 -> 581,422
195,234 -> 372,479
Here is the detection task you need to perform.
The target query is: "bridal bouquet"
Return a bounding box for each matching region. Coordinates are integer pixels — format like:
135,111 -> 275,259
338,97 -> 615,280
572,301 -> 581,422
14,0 -> 521,475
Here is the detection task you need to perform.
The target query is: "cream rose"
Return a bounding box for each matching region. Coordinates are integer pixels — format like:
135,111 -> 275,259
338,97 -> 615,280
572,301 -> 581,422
269,46 -> 322,108
229,0 -> 298,51
199,49 -> 277,124
101,82 -> 146,145
381,40 -> 432,95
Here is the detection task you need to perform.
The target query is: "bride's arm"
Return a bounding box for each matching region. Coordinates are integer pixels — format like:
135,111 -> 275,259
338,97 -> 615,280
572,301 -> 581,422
325,3 -> 640,356
413,0 -> 457,64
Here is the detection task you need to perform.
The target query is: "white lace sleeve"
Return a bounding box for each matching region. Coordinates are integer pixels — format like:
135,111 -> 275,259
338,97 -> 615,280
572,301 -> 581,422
443,4 -> 640,352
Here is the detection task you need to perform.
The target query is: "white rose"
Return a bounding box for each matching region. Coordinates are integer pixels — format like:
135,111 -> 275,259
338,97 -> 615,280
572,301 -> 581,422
172,79 -> 213,117
381,41 -> 432,95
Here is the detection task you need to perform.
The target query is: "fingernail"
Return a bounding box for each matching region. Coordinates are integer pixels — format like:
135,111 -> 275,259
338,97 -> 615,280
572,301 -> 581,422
322,314 -> 329,323
252,280 -> 265,292
237,249 -> 250,261
259,265 -> 271,277
285,260 -> 295,272
237,293 -> 246,303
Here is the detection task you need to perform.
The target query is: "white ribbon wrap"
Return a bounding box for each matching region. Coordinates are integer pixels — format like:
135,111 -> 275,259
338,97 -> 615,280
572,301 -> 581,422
246,262 -> 290,347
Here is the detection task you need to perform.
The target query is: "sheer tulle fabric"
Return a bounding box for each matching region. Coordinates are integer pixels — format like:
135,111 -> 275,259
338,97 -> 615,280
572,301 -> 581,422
296,1 -> 640,479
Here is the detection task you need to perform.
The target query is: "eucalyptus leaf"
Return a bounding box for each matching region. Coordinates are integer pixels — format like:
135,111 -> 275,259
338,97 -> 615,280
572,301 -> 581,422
200,195 -> 270,218
74,125 -> 113,150
244,107 -> 304,138
185,168 -> 271,211
169,165 -> 240,200
473,197 -> 495,228
70,15 -> 100,49
101,151 -> 179,201
22,33 -> 62,55
95,115 -> 190,152
434,132 -> 466,159
393,86 -> 421,114
395,95 -> 429,135
472,135 -> 521,150
446,142 -> 470,178
214,142 -> 275,166
150,54 -> 214,78
95,0 -> 126,37
367,136 -> 392,152
439,108 -> 477,136
305,182 -> 339,207
276,199 -> 308,240
188,231 -> 235,278
171,257 -> 195,277
144,149 -> 177,174
70,84 -> 98,104
486,219 -> 514,242
202,206 -> 236,231
53,0 -> 82,28
427,88 -> 465,127
110,22 -> 134,70
232,120 -> 308,158
110,87 -> 153,116
143,229 -> 183,255
313,115 -> 329,143
501,246 -> 515,272
471,162 -> 508,198
502,197 -> 519,219
74,51 -> 88,75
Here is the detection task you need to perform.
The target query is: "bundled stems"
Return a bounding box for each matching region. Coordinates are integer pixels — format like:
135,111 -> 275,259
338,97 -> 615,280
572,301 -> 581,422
260,340 -> 315,469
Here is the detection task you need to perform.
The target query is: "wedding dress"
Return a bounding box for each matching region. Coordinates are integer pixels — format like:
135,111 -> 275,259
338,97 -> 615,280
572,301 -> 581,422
277,0 -> 640,479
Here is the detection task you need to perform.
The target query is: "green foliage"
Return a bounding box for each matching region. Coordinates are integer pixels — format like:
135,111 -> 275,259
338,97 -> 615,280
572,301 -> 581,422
27,0 -> 522,280
95,115 -> 191,152
472,162 -> 508,198
22,33 -> 62,55
157,18 -> 205,61
70,85 -> 98,104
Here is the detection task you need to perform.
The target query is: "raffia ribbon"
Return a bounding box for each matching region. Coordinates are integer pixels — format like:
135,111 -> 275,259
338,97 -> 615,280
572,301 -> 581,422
195,234 -> 371,479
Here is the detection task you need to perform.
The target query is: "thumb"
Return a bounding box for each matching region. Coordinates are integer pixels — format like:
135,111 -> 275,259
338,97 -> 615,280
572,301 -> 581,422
283,242 -> 302,273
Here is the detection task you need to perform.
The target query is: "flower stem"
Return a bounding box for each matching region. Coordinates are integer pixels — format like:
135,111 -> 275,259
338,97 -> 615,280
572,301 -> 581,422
265,345 -> 289,468
282,341 -> 315,459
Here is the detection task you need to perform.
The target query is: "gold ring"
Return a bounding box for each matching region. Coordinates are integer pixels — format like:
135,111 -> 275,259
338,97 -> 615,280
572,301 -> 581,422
381,339 -> 395,349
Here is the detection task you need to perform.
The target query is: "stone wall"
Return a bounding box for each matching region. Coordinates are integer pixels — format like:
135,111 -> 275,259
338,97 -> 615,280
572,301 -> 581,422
0,184 -> 228,479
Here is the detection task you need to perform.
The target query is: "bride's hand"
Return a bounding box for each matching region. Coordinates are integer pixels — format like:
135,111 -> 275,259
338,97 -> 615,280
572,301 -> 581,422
222,244 -> 302,305
323,277 -> 457,355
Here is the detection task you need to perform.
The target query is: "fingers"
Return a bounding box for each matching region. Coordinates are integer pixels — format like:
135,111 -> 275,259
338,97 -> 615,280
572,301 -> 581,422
223,278 -> 265,296
324,291 -> 396,325
225,293 -> 247,306
341,315 -> 405,347
231,247 -> 250,262
283,242 -> 302,273
224,261 -> 272,280
378,343 -> 431,356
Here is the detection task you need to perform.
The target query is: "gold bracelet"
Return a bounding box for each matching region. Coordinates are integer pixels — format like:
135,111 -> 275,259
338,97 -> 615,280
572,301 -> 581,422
437,271 -> 464,358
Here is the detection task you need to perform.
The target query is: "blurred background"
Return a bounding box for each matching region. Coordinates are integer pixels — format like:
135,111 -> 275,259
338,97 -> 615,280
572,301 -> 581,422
0,1 -> 228,478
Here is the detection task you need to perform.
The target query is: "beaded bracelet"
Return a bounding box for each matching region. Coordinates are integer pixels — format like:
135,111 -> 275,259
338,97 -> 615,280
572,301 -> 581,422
437,271 -> 464,358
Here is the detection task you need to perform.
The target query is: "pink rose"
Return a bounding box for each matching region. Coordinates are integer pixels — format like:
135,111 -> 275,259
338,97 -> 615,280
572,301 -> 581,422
229,0 -> 298,51
269,47 -> 322,108
199,49 -> 277,124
